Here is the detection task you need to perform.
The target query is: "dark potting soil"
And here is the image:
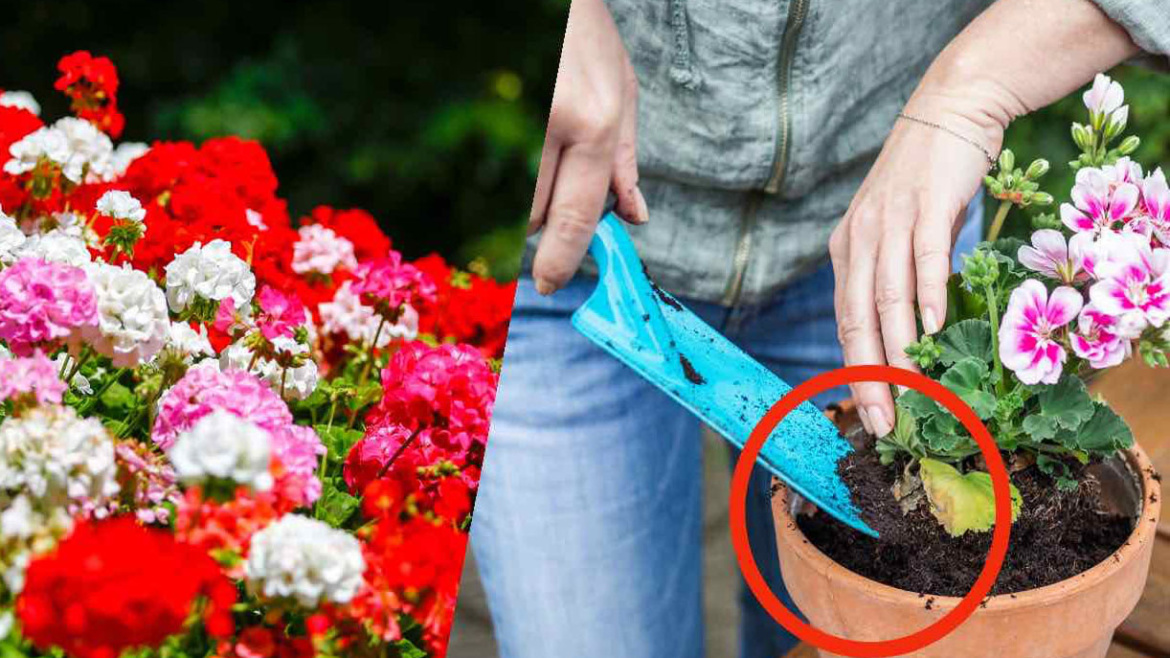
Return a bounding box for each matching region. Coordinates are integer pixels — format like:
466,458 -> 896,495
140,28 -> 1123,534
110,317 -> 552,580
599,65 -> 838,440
679,355 -> 705,385
796,433 -> 1135,597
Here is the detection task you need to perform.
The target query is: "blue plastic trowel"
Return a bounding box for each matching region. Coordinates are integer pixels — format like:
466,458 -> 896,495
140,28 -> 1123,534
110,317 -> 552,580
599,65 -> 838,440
571,213 -> 877,537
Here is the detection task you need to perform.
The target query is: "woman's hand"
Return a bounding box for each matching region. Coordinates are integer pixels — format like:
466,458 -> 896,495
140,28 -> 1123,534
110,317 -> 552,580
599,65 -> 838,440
530,0 -> 646,296
831,0 -> 1138,437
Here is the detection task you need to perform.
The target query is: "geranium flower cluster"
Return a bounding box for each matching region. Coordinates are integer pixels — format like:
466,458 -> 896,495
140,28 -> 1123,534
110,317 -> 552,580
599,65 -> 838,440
999,75 -> 1170,384
0,53 -> 512,658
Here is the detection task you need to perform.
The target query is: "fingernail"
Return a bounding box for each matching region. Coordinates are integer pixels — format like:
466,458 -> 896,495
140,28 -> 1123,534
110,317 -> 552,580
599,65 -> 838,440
856,405 -> 873,434
922,308 -> 940,335
867,406 -> 892,437
534,278 -> 555,296
633,187 -> 650,224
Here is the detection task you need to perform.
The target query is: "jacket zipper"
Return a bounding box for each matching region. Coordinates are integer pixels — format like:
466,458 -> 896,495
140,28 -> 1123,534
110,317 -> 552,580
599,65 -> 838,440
764,0 -> 809,194
721,0 -> 809,306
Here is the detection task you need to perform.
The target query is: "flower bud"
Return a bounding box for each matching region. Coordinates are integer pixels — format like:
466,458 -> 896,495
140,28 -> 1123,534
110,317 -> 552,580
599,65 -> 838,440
1031,192 -> 1054,206
1024,159 -> 1049,180
1103,105 -> 1129,142
1071,123 -> 1094,152
1117,135 -> 1140,156
997,149 -> 1015,173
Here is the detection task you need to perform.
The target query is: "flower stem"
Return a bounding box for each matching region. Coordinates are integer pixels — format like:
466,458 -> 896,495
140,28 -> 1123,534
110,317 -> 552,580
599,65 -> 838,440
985,283 -> 1007,397
986,200 -> 1013,243
357,316 -> 388,389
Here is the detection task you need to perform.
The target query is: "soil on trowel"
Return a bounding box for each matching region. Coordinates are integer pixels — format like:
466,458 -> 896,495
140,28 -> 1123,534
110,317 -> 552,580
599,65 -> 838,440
796,409 -> 1134,597
679,355 -> 705,385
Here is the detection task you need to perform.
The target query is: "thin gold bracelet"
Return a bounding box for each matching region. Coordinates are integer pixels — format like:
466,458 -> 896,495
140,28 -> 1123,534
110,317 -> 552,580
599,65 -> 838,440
896,112 -> 997,169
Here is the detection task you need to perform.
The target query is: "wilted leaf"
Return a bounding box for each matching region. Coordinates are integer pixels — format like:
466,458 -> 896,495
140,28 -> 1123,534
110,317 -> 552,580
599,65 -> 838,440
919,458 -> 1022,537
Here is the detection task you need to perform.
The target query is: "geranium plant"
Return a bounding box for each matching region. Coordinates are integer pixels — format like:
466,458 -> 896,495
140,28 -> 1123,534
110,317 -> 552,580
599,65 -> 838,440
878,73 -> 1165,535
0,52 -> 514,658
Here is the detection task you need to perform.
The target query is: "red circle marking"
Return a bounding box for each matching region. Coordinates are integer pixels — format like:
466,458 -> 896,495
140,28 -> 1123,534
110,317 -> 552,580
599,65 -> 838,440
729,365 -> 1010,657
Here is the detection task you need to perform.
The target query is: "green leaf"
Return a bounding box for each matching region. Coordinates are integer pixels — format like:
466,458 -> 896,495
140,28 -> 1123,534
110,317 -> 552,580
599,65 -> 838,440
937,320 -> 993,367
1024,376 -> 1095,445
315,479 -> 360,528
940,358 -> 997,419
101,381 -> 136,412
919,458 -> 1022,537
897,390 -> 941,419
921,413 -> 966,454
1069,403 -> 1134,454
316,425 -> 364,460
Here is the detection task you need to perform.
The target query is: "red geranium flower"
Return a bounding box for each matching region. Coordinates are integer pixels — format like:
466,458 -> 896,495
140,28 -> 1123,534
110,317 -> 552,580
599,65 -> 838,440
17,517 -> 237,658
55,51 -> 124,138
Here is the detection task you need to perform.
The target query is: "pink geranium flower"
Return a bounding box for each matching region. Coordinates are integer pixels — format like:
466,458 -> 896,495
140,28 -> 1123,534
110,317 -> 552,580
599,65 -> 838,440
1141,168 -> 1170,244
1070,303 -> 1130,369
0,257 -> 98,356
1088,239 -> 1170,338
256,286 -> 306,340
1017,229 -> 1093,284
999,279 -> 1083,385
0,352 -> 67,407
352,250 -> 437,319
1060,167 -> 1140,234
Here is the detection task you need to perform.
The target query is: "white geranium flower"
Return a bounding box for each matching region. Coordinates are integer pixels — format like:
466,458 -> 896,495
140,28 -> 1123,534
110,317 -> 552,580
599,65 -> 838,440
0,212 -> 26,265
82,262 -> 169,367
0,91 -> 40,115
168,410 -> 274,492
160,321 -> 215,364
5,118 -> 115,184
245,514 -> 366,607
110,142 -> 149,176
291,224 -> 358,276
15,229 -> 92,267
164,240 -> 256,314
0,496 -> 36,541
220,339 -> 319,401
95,190 -> 146,224
0,406 -> 119,508
319,281 -> 417,347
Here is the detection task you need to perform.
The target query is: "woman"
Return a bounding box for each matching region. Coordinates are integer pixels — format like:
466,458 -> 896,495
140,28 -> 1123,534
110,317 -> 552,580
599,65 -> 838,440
470,1 -> 1165,656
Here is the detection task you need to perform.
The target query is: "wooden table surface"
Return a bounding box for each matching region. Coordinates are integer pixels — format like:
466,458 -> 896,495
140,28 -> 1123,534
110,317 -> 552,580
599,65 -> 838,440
784,359 -> 1170,658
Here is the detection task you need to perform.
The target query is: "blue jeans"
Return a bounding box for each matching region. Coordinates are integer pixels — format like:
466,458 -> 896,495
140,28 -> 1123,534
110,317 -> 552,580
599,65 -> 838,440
471,209 -> 982,658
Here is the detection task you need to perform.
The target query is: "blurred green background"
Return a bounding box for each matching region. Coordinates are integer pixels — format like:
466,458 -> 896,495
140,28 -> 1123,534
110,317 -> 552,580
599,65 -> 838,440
995,65 -> 1170,237
0,0 -> 571,280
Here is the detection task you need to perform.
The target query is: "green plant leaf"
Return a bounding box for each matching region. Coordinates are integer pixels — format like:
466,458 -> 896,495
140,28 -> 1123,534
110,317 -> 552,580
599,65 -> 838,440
1023,376 -> 1095,445
316,425 -> 364,459
315,479 -> 360,528
919,458 -> 1022,537
937,320 -> 993,367
921,413 -> 966,454
940,358 -> 997,419
897,390 -> 941,419
1068,403 -> 1134,454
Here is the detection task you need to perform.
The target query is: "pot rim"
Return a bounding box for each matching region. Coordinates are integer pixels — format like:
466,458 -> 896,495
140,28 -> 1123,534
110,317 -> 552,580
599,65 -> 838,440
775,443 -> 1162,612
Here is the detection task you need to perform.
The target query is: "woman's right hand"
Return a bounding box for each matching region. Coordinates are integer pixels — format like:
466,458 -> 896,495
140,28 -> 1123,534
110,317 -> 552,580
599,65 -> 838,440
530,0 -> 646,296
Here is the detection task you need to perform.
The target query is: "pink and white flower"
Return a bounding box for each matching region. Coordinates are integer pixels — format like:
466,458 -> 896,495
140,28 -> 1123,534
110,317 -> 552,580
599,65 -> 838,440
1070,303 -> 1130,369
998,279 -> 1083,385
1083,73 -> 1125,118
0,257 -> 98,356
1061,166 -> 1140,234
291,224 -> 357,277
1017,229 -> 1093,284
1088,239 -> 1170,337
1141,168 -> 1170,244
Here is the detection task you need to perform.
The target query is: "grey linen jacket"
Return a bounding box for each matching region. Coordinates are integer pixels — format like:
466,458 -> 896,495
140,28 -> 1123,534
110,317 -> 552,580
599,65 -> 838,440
528,0 -> 1170,307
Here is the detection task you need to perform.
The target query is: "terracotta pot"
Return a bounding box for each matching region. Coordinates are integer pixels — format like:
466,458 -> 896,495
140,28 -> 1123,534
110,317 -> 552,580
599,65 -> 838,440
772,444 -> 1163,658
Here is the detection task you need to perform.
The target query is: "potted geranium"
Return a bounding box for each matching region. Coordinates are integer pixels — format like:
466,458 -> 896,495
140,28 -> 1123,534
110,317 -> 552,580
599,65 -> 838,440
772,73 -> 1163,658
